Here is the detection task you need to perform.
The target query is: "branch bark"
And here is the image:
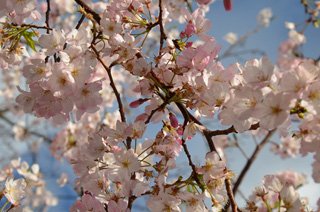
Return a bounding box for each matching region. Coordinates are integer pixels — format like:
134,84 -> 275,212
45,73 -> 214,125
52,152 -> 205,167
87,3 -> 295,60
223,129 -> 276,211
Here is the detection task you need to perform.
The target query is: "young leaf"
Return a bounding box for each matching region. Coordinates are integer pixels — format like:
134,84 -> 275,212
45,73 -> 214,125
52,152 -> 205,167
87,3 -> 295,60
22,31 -> 37,52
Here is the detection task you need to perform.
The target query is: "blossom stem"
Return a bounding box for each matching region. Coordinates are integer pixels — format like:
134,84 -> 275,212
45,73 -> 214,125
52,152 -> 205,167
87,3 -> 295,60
74,0 -> 101,24
137,143 -> 154,157
265,200 -> 272,212
0,201 -> 9,212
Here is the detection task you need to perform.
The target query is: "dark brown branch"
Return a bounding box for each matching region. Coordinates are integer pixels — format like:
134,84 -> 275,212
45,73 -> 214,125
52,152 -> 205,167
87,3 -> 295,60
75,14 -> 86,30
233,129 -> 275,194
45,0 -> 51,63
90,44 -> 130,149
208,123 -> 260,137
158,0 -> 167,50
145,102 -> 166,124
45,0 -> 51,34
225,178 -> 238,212
174,102 -> 237,211
127,190 -> 152,209
74,0 -> 101,24
181,138 -> 203,188
91,44 -> 126,123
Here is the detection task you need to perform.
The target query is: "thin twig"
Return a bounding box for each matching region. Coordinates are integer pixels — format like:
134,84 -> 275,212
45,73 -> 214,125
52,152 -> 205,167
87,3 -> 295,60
158,0 -> 167,50
225,178 -> 238,212
15,23 -> 52,30
60,14 -> 86,55
74,0 -> 101,24
223,129 -> 276,211
175,101 -> 238,212
234,139 -> 249,160
90,44 -> 130,150
181,138 -> 202,187
45,0 -> 51,63
218,25 -> 263,61
233,129 -> 276,194
90,44 -> 126,124
208,123 -> 260,137
75,14 -> 86,30
0,112 -> 51,143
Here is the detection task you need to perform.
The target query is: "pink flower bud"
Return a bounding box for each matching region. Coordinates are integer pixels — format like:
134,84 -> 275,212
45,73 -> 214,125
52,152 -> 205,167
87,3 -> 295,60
169,112 -> 179,128
180,31 -> 186,38
185,23 -> 196,37
197,0 -> 211,5
223,0 -> 233,11
129,98 -> 149,108
186,42 -> 193,48
135,113 -> 148,123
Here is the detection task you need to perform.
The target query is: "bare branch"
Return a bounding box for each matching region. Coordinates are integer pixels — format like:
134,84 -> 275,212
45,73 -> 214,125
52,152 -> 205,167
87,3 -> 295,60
45,0 -> 51,34
90,44 -> 126,124
158,0 -> 167,51
0,112 -> 51,143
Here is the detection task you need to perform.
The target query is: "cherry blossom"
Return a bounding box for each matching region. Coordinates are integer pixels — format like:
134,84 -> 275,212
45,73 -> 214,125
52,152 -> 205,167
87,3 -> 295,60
4,177 -> 27,205
2,0 -> 320,211
252,92 -> 294,130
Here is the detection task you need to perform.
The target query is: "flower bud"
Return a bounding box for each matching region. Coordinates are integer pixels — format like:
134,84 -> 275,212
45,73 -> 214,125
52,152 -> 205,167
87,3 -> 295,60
223,0 -> 233,11
129,98 -> 149,108
169,112 -> 179,128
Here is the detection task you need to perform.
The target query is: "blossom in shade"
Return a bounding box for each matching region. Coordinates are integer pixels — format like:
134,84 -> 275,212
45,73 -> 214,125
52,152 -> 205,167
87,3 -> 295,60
73,194 -> 105,212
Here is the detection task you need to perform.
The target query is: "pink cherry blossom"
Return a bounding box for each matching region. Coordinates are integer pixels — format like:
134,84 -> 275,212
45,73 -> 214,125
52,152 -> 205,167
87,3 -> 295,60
109,148 -> 140,182
38,29 -> 65,56
146,194 -> 181,212
74,80 -> 103,120
108,199 -> 130,212
252,92 -> 294,130
73,194 -> 105,212
197,151 -> 225,182
263,175 -> 283,193
182,122 -> 206,141
238,57 -> 275,88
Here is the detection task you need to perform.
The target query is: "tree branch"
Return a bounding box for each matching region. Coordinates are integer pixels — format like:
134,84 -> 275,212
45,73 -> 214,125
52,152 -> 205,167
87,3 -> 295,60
90,44 -> 130,149
208,123 -> 260,137
74,0 -> 101,24
158,0 -> 167,50
181,138 -> 203,188
0,112 -> 51,143
223,129 -> 276,211
45,0 -> 51,34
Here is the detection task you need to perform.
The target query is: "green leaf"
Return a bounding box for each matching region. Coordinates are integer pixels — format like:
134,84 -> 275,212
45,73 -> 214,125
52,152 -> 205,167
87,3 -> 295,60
187,185 -> 192,192
22,31 -> 37,52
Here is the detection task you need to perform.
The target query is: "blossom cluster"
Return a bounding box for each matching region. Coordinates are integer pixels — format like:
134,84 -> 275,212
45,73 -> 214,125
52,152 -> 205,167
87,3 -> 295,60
247,170 -> 308,212
0,0 -> 319,211
0,158 -> 57,211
